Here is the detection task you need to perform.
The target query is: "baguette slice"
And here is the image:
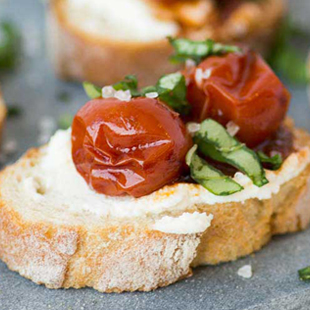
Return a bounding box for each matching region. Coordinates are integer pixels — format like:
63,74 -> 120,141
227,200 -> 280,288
0,121 -> 309,292
48,0 -> 286,86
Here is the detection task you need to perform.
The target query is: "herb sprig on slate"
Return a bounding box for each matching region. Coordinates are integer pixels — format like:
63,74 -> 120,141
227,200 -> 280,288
298,266 -> 310,282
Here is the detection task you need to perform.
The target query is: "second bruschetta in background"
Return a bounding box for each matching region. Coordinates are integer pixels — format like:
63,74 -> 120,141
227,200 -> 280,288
48,0 -> 287,86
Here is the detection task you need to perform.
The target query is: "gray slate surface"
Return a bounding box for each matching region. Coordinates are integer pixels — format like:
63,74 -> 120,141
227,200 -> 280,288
1,0 -> 310,309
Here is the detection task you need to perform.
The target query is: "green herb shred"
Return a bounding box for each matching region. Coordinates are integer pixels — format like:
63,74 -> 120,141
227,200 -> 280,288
194,119 -> 268,187
83,82 -> 102,99
113,75 -> 140,97
155,72 -> 191,115
186,145 -> 243,196
298,266 -> 310,282
257,151 -> 283,171
268,17 -> 310,84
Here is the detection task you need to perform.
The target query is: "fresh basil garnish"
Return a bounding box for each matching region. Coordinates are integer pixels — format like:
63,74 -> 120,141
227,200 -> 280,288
186,145 -> 243,196
299,266 -> 310,282
168,37 -> 241,64
83,82 -> 102,99
83,73 -> 190,115
257,151 -> 283,171
155,72 -> 190,115
113,75 -> 140,97
194,119 -> 268,187
0,21 -> 20,70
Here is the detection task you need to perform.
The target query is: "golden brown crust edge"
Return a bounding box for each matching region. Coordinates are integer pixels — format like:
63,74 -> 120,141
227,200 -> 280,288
48,0 -> 286,86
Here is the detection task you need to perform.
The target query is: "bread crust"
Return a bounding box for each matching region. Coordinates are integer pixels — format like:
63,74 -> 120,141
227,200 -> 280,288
0,124 -> 309,292
48,0 -> 286,86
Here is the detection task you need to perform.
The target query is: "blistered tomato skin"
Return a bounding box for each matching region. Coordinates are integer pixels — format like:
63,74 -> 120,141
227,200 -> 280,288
185,50 -> 291,147
71,97 -> 192,198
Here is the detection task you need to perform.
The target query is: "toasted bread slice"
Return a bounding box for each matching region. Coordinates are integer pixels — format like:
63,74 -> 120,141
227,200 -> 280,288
0,121 -> 309,292
48,0 -> 286,86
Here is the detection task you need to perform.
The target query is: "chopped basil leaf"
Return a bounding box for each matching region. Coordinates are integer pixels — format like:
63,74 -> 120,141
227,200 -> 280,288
0,21 -> 20,70
58,114 -> 73,130
298,266 -> 310,282
113,75 -> 140,97
7,105 -> 22,118
83,82 -> 101,99
156,72 -> 191,115
83,74 -> 191,115
186,145 -> 243,196
194,119 -> 268,187
141,85 -> 158,96
169,37 -> 241,64
257,151 -> 283,171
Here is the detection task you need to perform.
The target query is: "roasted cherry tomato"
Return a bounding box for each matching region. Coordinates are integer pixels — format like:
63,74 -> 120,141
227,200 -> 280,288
185,50 -> 290,147
71,97 -> 192,198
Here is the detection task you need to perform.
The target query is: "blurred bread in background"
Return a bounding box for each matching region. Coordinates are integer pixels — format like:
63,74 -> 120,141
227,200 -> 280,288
48,0 -> 287,86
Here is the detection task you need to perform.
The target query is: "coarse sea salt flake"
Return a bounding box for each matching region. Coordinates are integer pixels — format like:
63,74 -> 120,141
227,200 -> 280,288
102,86 -> 116,98
114,90 -> 132,102
145,92 -> 159,99
237,265 -> 252,279
187,122 -> 201,135
185,59 -> 196,69
195,68 -> 211,86
226,121 -> 240,137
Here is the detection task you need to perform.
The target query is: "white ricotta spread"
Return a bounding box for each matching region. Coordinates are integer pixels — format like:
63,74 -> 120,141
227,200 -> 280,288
24,130 -> 310,231
65,0 -> 178,42
153,212 -> 213,234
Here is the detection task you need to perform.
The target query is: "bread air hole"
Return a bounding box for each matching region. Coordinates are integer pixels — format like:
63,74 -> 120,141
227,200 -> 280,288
33,177 -> 46,195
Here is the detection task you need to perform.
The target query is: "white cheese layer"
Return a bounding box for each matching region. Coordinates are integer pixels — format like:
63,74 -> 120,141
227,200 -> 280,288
65,0 -> 178,42
24,129 -> 310,225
